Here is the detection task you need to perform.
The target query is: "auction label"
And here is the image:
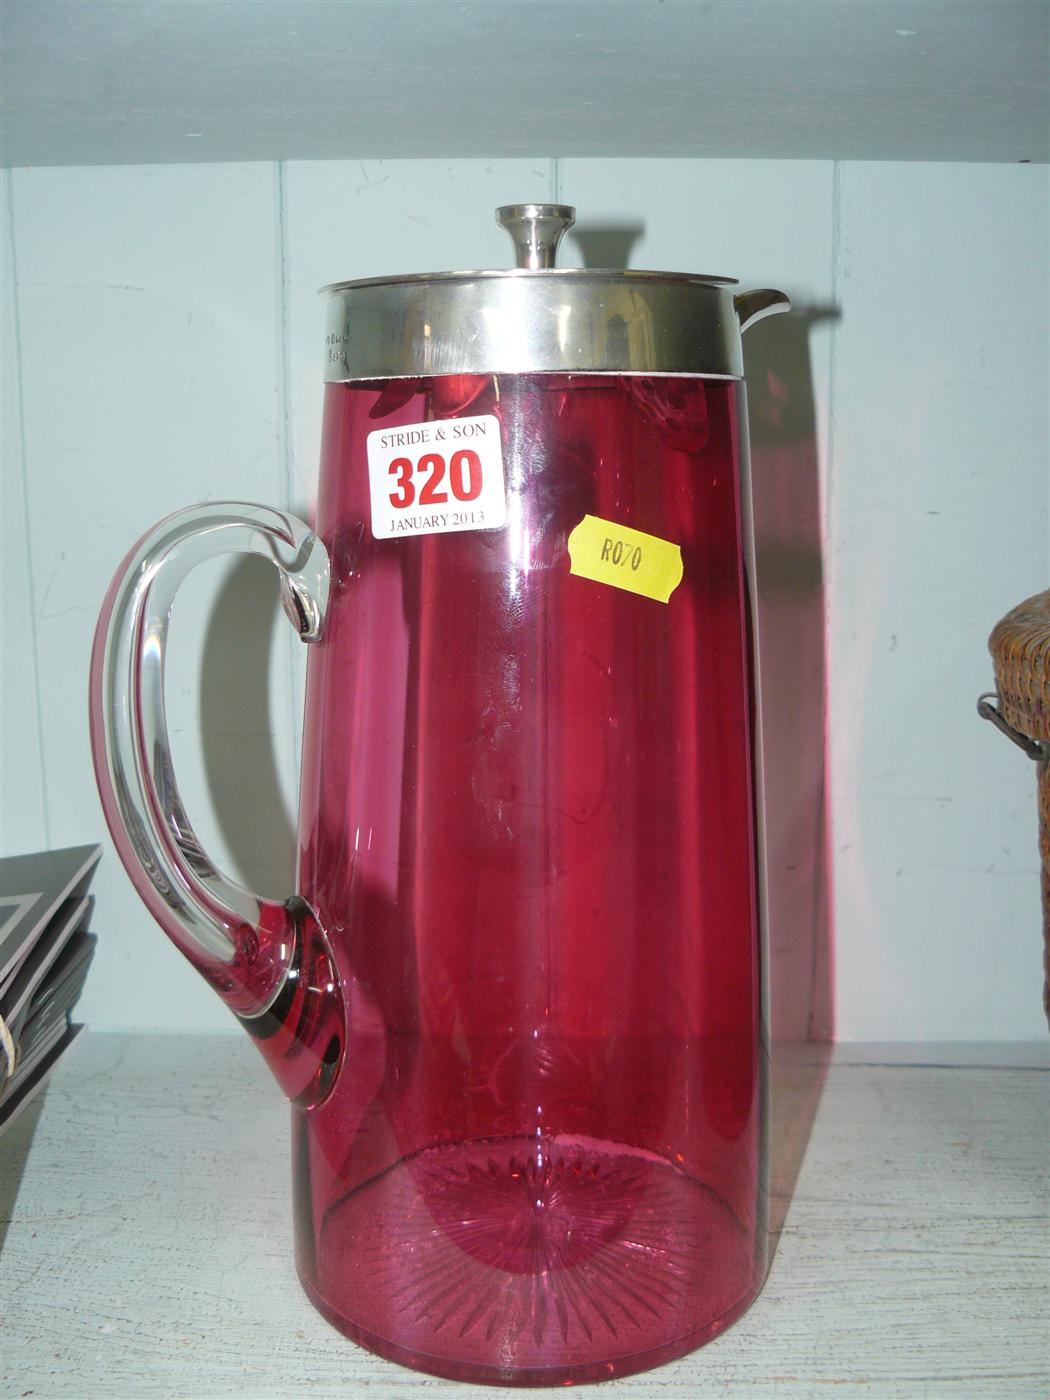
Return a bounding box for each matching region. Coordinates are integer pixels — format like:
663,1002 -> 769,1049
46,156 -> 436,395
366,415 -> 506,539
567,514 -> 684,603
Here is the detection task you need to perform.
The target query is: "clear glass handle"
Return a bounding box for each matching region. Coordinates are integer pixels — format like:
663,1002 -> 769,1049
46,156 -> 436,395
89,502 -> 343,1104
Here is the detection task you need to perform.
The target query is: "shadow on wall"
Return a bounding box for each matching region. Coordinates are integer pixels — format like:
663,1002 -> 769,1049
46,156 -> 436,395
200,556 -> 297,898
747,306 -> 837,1047
568,224 -> 646,270
744,304 -> 838,1262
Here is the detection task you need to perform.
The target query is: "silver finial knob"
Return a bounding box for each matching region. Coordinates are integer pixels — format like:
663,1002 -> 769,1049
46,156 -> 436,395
496,203 -> 576,270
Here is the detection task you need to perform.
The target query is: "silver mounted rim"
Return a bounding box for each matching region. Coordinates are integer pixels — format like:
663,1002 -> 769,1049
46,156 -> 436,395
322,270 -> 749,383
320,266 -> 736,294
319,204 -> 788,383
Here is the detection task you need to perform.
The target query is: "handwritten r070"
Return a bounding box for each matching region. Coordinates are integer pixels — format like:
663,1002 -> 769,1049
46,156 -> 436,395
601,537 -> 643,571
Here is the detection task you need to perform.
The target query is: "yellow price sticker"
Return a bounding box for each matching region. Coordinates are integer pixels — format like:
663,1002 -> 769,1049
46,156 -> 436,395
567,514 -> 684,604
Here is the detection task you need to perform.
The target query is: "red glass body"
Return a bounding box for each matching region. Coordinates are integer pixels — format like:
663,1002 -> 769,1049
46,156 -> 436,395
293,372 -> 766,1385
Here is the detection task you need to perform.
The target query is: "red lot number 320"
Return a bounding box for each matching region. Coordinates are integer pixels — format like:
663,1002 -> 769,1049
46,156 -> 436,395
388,449 -> 483,509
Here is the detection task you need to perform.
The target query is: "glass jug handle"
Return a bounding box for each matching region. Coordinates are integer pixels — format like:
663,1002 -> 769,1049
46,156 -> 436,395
89,502 -> 343,1105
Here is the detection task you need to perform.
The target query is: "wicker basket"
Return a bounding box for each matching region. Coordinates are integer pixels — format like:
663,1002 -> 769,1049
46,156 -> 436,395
981,589 -> 1050,1024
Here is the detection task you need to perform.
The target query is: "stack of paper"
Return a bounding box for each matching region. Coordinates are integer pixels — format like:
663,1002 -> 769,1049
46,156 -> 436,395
0,845 -> 100,1132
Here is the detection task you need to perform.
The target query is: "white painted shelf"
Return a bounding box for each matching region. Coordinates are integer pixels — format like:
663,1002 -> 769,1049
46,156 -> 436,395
2,0 -> 1047,167
2,1034 -> 1048,1397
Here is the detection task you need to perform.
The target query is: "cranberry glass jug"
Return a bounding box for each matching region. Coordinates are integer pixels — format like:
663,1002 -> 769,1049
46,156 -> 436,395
90,205 -> 788,1386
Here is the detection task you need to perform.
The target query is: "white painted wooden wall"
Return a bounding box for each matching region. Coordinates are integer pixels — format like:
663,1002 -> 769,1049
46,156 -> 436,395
2,158 -> 1046,1040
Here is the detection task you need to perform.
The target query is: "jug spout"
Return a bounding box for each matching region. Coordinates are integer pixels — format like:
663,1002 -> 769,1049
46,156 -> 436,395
89,503 -> 345,1107
735,288 -> 791,333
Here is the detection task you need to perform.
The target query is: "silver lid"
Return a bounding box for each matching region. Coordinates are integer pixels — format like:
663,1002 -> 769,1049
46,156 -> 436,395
321,204 -> 788,383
